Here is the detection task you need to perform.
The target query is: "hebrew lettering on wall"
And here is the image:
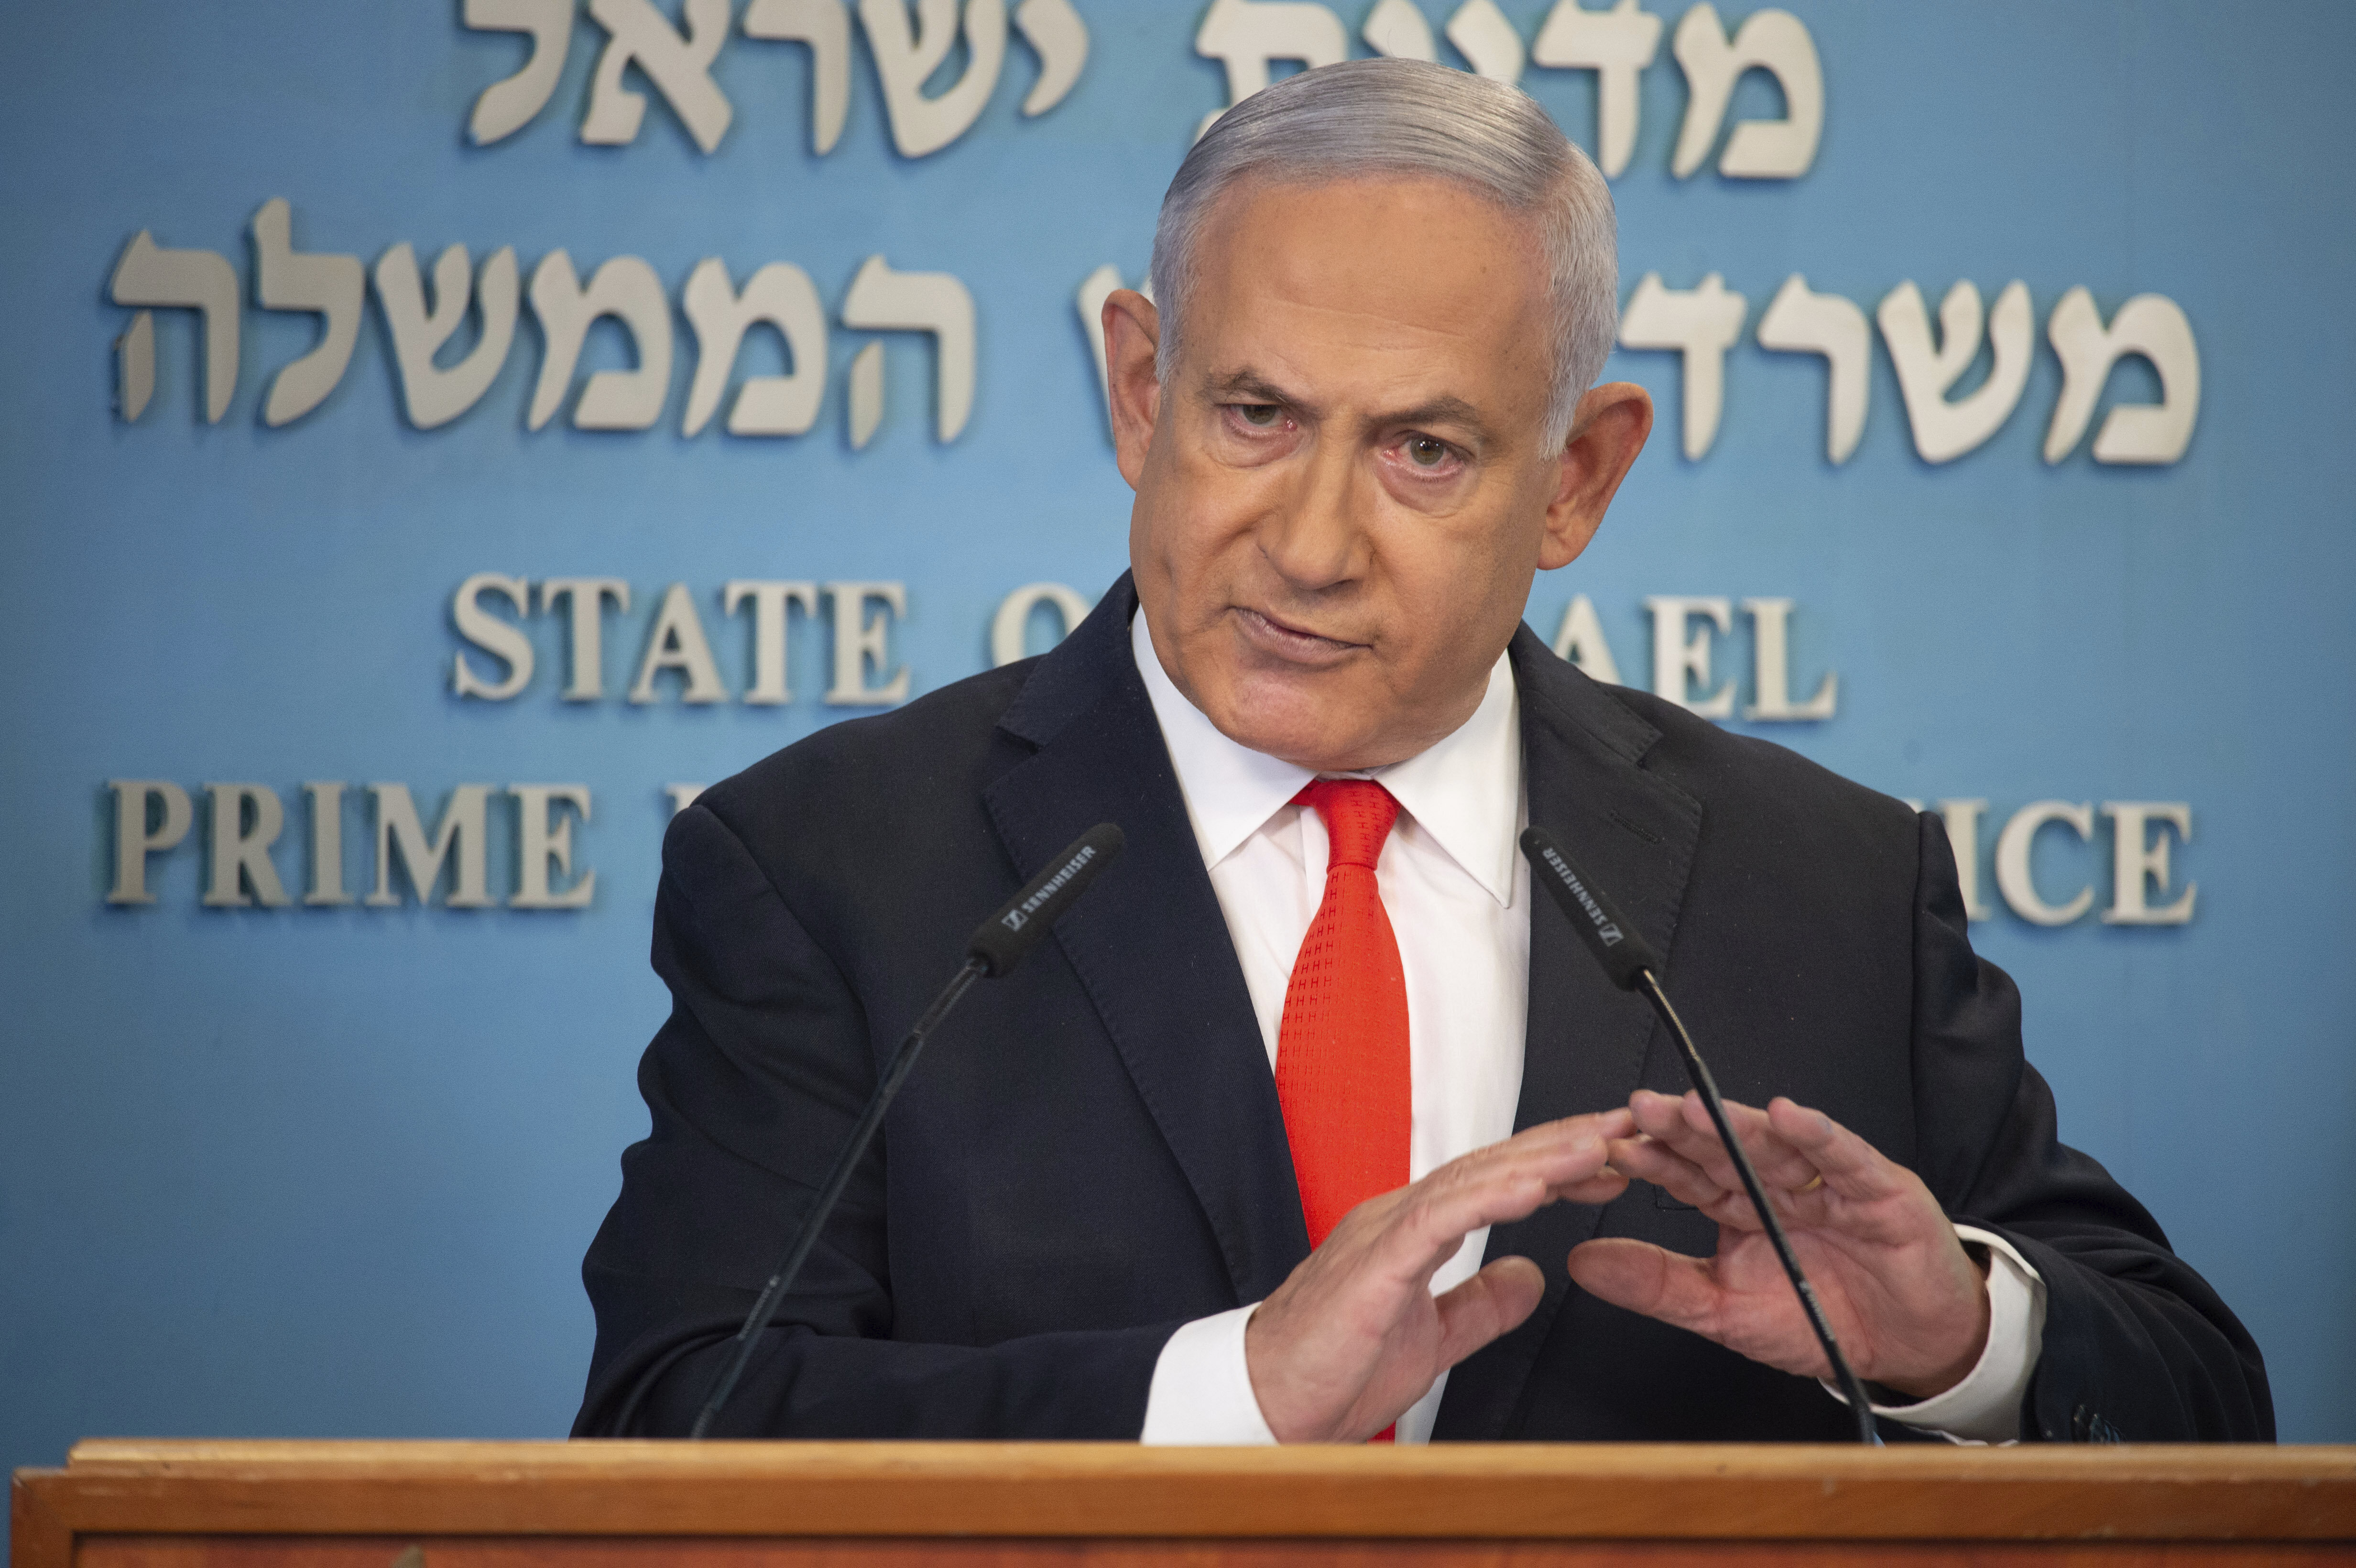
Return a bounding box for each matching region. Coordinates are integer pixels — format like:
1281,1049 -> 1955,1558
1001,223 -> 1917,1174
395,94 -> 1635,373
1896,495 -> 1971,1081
1446,0 -> 1526,83
463,0 -> 574,145
742,0 -> 853,153
458,0 -> 1084,158
581,0 -> 735,153
840,254 -> 977,446
1195,0 -> 1349,140
1190,2 -> 1817,181
1755,273 -> 1869,465
1878,280 -> 2033,465
681,259 -> 829,437
526,251 -> 675,432
1532,0 -> 1663,178
1618,271 -> 1748,460
2043,287 -> 2201,465
1013,0 -> 1090,115
1361,0 -> 1436,61
1669,3 -> 1822,178
376,243 -> 520,431
862,0 -> 1008,158
110,232 -> 239,424
99,180 -> 2201,466
251,198 -> 364,428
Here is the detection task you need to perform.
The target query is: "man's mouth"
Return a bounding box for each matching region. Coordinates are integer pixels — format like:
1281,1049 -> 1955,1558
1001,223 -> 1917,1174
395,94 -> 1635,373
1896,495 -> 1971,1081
1232,606 -> 1365,663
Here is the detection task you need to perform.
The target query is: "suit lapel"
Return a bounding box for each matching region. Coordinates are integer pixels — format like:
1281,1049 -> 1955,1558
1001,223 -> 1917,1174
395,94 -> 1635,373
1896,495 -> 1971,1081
1434,626 -> 1705,1439
983,576 -> 1311,1306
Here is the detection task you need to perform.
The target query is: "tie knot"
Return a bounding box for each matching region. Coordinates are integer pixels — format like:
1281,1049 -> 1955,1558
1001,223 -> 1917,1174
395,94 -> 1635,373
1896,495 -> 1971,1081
1297,779 -> 1400,871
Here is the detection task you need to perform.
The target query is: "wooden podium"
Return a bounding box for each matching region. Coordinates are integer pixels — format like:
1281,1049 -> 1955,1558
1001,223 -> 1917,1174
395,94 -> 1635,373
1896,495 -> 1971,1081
14,1441 -> 2356,1567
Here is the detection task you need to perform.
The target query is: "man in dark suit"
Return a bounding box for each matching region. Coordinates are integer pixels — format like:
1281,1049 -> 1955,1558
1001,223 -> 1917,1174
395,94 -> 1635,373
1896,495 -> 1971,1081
575,61 -> 2268,1445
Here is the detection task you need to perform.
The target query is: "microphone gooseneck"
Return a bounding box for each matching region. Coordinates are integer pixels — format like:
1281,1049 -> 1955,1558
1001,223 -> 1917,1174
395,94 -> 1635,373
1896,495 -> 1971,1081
688,823 -> 1127,1439
1520,827 -> 1885,1447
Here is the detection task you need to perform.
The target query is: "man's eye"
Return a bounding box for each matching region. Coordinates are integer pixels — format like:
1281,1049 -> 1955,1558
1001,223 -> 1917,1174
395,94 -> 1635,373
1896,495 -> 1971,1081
1234,403 -> 1282,428
1406,436 -> 1453,468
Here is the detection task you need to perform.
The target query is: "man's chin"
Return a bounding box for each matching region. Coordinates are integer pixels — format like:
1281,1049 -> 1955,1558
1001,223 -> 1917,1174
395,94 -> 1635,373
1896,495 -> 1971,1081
1202,682 -> 1379,773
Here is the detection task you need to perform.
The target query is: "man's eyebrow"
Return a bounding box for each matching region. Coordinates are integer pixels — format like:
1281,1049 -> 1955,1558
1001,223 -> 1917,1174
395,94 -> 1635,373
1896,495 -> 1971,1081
1202,369 -> 1300,406
1381,394 -> 1492,441
1200,373 -> 1493,441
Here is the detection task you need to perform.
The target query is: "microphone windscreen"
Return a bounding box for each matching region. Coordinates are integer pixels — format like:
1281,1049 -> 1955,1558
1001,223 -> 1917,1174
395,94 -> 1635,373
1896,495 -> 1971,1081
1520,827 -> 1662,991
968,823 -> 1127,978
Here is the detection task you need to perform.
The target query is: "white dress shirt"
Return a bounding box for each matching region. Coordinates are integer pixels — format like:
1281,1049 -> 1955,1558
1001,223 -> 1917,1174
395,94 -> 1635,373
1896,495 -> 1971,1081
1123,608 -> 2043,1445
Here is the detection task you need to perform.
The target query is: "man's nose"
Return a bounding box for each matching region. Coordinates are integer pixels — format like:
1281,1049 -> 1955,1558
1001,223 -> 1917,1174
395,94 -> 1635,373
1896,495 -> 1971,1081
1256,438 -> 1370,590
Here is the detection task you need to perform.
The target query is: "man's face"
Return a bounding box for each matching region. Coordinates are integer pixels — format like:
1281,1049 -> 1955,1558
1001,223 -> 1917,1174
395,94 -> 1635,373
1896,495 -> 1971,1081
1113,174 -> 1634,773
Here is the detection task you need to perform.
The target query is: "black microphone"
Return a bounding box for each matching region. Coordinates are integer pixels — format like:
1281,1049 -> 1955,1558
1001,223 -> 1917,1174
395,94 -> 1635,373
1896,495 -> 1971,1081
689,822 -> 1126,1438
1520,826 -> 1884,1447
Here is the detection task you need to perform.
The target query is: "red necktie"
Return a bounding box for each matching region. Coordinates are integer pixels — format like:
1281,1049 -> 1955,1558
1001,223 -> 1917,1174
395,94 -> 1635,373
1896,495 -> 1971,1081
1276,780 -> 1412,1443
1276,779 -> 1412,1246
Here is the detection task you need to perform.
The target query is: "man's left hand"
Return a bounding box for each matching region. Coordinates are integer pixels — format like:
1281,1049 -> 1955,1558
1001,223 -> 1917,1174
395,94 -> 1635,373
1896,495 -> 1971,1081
1571,1089 -> 1992,1401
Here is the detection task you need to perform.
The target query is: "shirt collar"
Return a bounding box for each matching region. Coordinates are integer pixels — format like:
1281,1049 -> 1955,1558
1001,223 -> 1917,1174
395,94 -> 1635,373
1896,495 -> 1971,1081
1130,606 -> 1524,907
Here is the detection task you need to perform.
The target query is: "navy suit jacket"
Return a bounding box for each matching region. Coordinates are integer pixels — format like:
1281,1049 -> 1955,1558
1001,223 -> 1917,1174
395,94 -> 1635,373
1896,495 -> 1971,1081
574,576 -> 2269,1443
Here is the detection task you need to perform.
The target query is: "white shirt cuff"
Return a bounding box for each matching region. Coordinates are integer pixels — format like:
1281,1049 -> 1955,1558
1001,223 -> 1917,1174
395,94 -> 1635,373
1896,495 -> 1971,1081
1139,1304 -> 1277,1445
1819,1224 -> 2046,1444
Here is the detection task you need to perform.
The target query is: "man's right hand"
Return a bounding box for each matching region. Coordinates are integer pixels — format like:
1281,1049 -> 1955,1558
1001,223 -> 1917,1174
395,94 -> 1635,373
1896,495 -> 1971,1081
1243,1111 -> 1635,1442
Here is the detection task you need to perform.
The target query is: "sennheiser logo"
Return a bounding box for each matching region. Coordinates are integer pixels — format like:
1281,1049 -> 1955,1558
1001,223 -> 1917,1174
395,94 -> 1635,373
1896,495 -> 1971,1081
1003,844 -> 1097,933
1541,846 -> 1624,947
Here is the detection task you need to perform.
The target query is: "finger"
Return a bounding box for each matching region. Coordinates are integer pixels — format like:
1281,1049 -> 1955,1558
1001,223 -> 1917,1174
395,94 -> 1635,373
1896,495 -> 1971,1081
1624,1096 -> 1832,1226
1433,1256 -> 1546,1368
1630,1089 -> 1758,1185
1426,1136 -> 1614,1220
1381,1136 -> 1620,1277
1565,1237 -> 1725,1336
1551,1166 -> 1633,1207
1514,1107 -> 1637,1149
1376,1113 -> 1641,1269
1608,1135 -> 1769,1232
1602,1134 -> 1732,1213
1686,1094 -> 1831,1193
1649,1091 -> 1822,1199
1765,1097 -> 1898,1201
1629,1088 -> 1695,1141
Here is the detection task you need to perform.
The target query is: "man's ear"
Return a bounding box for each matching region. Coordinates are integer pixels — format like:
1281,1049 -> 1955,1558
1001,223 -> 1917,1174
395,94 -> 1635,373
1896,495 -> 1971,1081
1538,382 -> 1654,570
1103,289 -> 1163,490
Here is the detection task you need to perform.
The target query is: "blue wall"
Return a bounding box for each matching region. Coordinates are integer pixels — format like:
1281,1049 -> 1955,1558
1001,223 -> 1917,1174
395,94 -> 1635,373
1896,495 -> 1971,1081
3,0 -> 2352,1497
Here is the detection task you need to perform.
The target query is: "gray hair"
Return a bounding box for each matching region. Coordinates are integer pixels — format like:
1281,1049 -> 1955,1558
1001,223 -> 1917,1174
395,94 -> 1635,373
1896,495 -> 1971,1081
1148,58 -> 1618,446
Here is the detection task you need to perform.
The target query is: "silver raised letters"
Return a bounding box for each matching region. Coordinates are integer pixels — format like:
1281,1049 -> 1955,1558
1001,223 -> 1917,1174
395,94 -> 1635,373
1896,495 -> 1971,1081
203,784 -> 293,908
463,0 -> 575,144
825,581 -> 911,705
108,781 -> 194,905
1532,0 -> 1661,178
681,259 -> 829,438
1994,800 -> 2095,927
376,243 -> 520,430
582,0 -> 735,153
368,784 -> 494,909
2102,803 -> 2196,925
110,233 -> 239,424
511,785 -> 598,909
840,256 -> 976,446
540,579 -> 632,701
630,583 -> 730,704
251,198 -> 364,427
453,574 -> 535,701
527,251 -> 674,432
1645,596 -> 1735,718
725,581 -> 822,702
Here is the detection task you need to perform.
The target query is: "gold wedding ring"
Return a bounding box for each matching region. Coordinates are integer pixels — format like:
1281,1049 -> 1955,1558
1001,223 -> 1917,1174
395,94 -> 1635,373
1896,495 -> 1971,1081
1799,1174 -> 1825,1193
